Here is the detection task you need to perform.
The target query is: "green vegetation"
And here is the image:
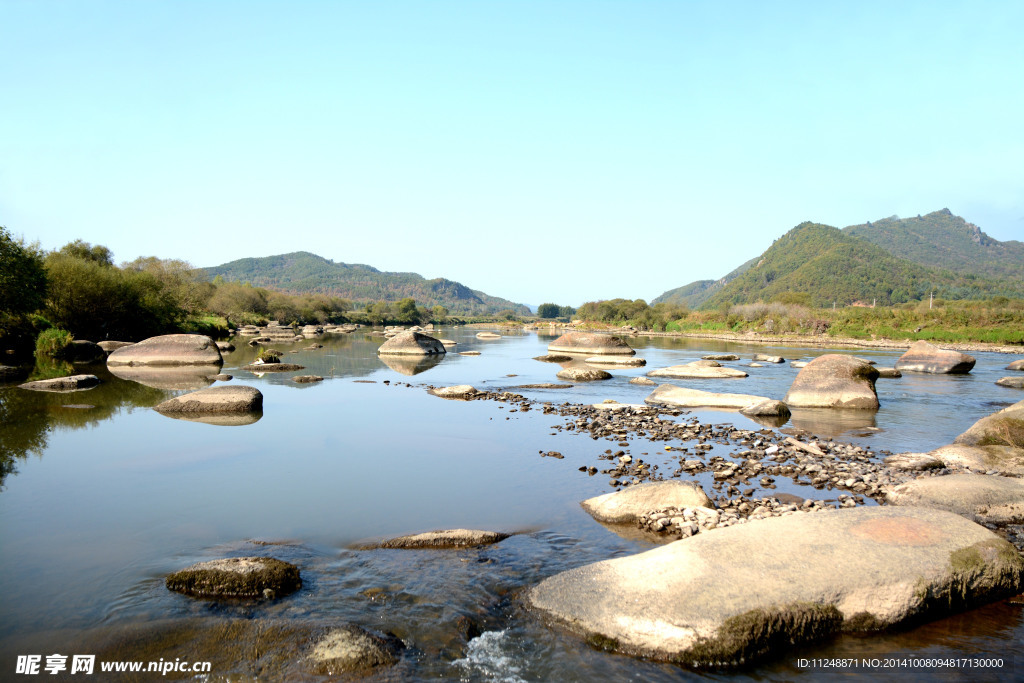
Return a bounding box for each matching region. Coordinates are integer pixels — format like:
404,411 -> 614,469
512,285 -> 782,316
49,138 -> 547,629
0,227 -> 48,355
34,328 -> 74,359
255,348 -> 282,363
574,296 -> 1024,345
536,302 -> 577,320
204,251 -> 530,317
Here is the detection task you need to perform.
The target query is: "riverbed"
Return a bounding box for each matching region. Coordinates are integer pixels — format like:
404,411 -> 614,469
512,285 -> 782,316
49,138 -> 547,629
1,328 -> 1021,681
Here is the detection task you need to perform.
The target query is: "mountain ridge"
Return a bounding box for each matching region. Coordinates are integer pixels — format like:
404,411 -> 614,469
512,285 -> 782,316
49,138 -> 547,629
204,251 -> 530,316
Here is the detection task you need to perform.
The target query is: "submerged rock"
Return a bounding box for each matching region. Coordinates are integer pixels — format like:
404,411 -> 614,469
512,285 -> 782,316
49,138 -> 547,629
216,341 -> 235,352
886,474 -> 1024,525
702,354 -> 740,361
308,625 -> 404,675
585,356 -> 647,367
996,377 -> 1024,388
533,354 -> 573,363
557,366 -> 612,381
19,374 -> 100,392
107,334 -> 223,367
883,452 -> 944,471
739,399 -> 791,418
155,386 -> 263,414
97,340 -> 134,353
377,330 -> 447,356
644,385 -> 772,410
629,376 -> 656,386
370,529 -> 509,549
292,375 -> 324,383
548,332 -> 635,356
166,557 -> 301,599
752,353 -> 784,363
581,481 -> 713,524
894,340 -> 976,374
243,362 -> 305,372
476,332 -> 501,339
528,506 -> 1023,666
876,367 -> 902,378
428,385 -> 480,399
784,354 -> 879,409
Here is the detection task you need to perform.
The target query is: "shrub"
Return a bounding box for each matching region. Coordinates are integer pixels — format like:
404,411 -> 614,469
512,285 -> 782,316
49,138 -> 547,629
35,328 -> 74,359
255,348 -> 282,363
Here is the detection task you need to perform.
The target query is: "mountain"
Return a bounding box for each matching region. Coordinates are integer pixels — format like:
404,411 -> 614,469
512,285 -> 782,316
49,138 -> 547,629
843,208 -> 1024,280
653,210 -> 1024,309
204,252 -> 530,316
652,257 -> 758,308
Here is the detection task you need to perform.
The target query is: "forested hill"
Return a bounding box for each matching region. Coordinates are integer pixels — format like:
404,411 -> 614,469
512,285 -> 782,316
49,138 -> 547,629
652,257 -> 758,308
696,222 -> 1024,309
843,208 -> 1024,280
204,252 -> 530,315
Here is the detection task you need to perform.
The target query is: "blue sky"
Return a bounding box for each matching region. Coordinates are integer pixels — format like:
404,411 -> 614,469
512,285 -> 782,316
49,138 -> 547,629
2,1 -> 1022,307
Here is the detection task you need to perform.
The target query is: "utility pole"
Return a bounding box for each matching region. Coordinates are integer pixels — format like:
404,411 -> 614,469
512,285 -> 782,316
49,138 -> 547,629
929,291 -> 933,309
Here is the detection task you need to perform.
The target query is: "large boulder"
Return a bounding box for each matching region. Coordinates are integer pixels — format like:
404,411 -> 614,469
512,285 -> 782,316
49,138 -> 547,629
784,354 -> 879,409
107,334 -> 223,367
1007,359 -> 1024,371
19,374 -> 100,392
166,557 -> 301,599
647,361 -> 748,379
556,366 -> 612,381
154,386 -> 263,414
930,399 -> 1024,474
528,506 -> 1023,666
377,330 -> 446,356
547,332 -> 635,356
644,384 -> 773,410
894,340 -> 976,374
886,474 -> 1024,525
581,481 -> 713,524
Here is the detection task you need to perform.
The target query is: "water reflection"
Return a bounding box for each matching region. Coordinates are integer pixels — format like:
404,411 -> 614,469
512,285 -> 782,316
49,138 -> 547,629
789,408 -> 879,439
378,354 -> 445,376
157,412 -> 264,427
107,365 -> 220,390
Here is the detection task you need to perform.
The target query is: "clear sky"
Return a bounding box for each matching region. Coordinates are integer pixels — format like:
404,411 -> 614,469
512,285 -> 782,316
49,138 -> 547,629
2,1 -> 1022,307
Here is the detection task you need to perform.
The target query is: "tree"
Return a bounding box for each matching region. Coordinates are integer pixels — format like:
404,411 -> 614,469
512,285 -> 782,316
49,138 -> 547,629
0,227 -> 47,320
536,303 -> 560,319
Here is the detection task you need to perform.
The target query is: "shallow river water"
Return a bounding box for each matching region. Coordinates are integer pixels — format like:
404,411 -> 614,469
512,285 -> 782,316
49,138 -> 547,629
1,328 -> 1022,681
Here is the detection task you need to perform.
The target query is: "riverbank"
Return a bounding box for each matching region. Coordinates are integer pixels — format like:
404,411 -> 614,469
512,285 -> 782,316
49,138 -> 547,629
510,322 -> 1024,354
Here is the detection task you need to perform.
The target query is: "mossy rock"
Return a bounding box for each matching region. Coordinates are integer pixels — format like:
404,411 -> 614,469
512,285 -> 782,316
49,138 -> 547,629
166,557 -> 301,599
307,625 -> 404,675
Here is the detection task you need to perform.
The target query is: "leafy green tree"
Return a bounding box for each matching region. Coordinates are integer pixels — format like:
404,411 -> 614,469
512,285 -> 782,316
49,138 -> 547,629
0,227 -> 48,353
537,303 -> 560,318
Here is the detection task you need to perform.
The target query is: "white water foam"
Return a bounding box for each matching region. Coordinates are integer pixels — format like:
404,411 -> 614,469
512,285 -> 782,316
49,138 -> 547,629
451,630 -> 527,683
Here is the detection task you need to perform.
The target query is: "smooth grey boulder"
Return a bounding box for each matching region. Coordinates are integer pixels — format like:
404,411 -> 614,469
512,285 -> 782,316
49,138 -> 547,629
629,376 -> 656,386
702,354 -> 740,361
645,384 -> 773,410
1007,359 -> 1024,371
996,377 -> 1024,388
528,506 -> 1023,666
894,340 -> 976,374
556,366 -> 612,381
739,399 -> 791,418
307,625 -> 404,675
876,367 -> 902,378
581,481 -> 713,524
292,375 -> 324,383
752,353 -> 784,363
155,386 -> 263,414
784,354 -> 879,409
585,356 -> 647,367
370,529 -> 509,549
377,330 -> 446,356
97,340 -> 134,353
886,474 -> 1024,525
883,452 -> 944,471
19,374 -> 100,392
166,557 -> 300,599
534,354 -> 572,363
70,340 -> 106,363
647,361 -> 747,379
107,334 -> 223,367
428,385 -> 480,399
548,332 -> 635,356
